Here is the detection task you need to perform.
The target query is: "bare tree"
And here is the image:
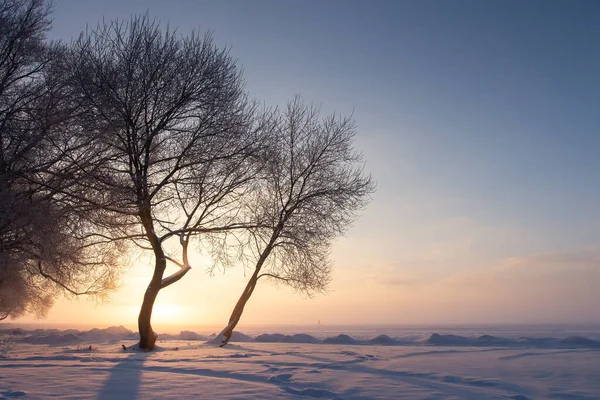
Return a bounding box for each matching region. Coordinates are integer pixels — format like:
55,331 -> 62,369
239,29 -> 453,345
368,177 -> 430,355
213,96 -> 375,346
64,15 -> 265,349
0,0 -> 120,320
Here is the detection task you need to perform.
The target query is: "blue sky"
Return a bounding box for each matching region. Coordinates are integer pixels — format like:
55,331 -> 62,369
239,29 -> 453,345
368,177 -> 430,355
36,0 -> 600,326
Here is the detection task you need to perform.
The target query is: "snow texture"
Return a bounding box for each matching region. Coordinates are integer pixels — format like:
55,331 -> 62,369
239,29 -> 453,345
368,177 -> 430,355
1,326 -> 599,399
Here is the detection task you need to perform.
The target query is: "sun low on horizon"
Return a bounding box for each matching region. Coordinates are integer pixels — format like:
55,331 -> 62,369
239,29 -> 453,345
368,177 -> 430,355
15,231 -> 600,329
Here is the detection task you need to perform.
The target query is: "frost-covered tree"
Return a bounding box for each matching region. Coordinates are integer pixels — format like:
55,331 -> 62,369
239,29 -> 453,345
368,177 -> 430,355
213,96 -> 375,346
0,0 -> 120,320
64,15 -> 265,350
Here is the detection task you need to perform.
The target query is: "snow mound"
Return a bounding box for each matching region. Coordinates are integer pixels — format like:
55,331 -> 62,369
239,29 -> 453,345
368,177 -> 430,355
6,326 -> 600,350
22,332 -> 80,345
229,331 -> 254,342
79,326 -> 137,341
426,333 -> 472,346
159,331 -> 210,341
556,336 -> 600,348
0,328 -> 26,336
178,330 -> 209,341
255,333 -> 320,343
255,333 -> 286,342
323,334 -> 356,344
368,334 -> 396,345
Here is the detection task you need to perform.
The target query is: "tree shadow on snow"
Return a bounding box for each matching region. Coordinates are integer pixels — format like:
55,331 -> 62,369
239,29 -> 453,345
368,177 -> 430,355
97,353 -> 147,400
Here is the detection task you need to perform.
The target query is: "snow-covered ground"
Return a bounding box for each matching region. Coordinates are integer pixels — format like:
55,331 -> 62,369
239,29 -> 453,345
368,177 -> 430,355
1,326 -> 600,399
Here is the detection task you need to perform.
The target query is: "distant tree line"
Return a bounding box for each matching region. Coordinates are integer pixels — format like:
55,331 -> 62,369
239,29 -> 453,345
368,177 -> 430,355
0,0 -> 375,350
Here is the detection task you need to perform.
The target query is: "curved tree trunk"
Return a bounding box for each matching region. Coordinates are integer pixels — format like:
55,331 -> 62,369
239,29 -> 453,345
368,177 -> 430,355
138,288 -> 159,350
138,208 -> 166,351
213,240 -> 277,346
138,255 -> 166,350
212,225 -> 282,347
212,270 -> 259,347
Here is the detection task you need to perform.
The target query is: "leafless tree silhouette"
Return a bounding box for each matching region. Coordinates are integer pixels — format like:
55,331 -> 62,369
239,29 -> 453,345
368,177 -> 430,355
213,96 -> 375,346
64,15 -> 265,349
1,4 -> 376,349
0,0 -> 120,320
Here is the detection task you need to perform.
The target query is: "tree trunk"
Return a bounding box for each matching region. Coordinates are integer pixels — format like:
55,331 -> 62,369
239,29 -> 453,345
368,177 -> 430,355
212,270 -> 259,347
138,279 -> 160,350
138,253 -> 166,350
138,209 -> 166,351
211,269 -> 260,347
212,226 -> 282,347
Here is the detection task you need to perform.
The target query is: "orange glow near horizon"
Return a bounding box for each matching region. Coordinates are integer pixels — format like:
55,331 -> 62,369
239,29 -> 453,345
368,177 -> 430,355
6,207 -> 600,329
4,0 -> 600,335
10,230 -> 600,330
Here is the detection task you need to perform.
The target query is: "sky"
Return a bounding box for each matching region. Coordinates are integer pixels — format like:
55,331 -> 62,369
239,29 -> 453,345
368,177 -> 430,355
16,0 -> 600,329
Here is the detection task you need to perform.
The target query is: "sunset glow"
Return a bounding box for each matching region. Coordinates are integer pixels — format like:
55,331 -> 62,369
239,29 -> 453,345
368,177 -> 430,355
8,0 -> 600,330
3,1 -> 599,398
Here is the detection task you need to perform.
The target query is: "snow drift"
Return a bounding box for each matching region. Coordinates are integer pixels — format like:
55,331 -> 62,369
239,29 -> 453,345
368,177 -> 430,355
3,326 -> 600,349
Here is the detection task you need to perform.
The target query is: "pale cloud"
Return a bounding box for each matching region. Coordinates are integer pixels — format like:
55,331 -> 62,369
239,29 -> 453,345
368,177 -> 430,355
418,250 -> 600,323
325,250 -> 600,324
444,251 -> 600,287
